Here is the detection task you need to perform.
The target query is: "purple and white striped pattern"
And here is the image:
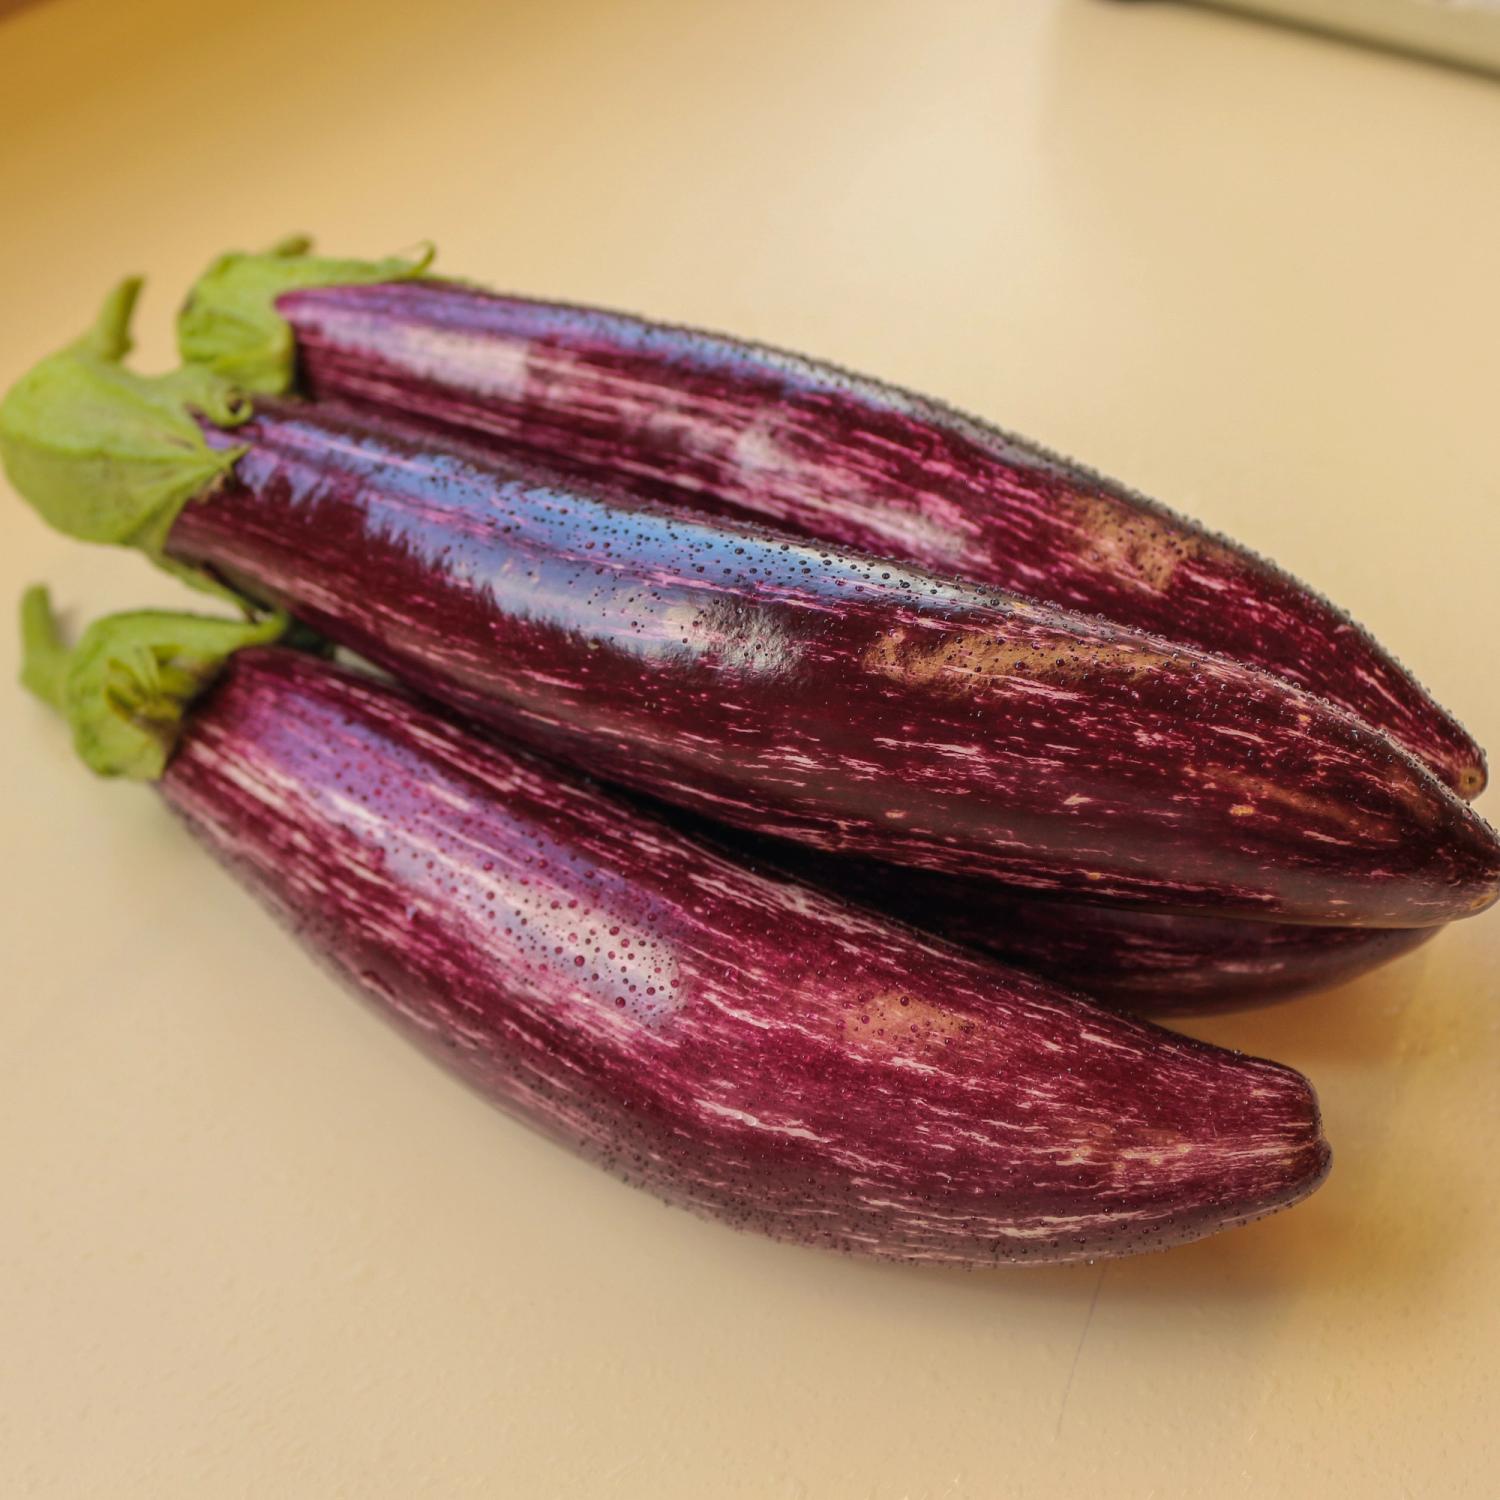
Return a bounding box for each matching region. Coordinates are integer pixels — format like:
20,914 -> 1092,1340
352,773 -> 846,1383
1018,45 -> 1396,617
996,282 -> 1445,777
160,649 -> 1331,1265
701,827 -> 1435,1013
168,402 -> 1500,927
275,279 -> 1486,800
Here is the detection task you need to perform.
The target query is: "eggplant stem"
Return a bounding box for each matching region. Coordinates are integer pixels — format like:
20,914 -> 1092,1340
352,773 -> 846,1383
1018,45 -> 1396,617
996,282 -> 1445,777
17,585 -> 289,780
19,584 -> 69,712
80,276 -> 143,363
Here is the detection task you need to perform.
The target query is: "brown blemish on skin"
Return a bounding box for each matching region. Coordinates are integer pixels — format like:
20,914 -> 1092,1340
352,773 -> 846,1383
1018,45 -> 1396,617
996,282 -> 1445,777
842,988 -> 975,1058
1196,768 -> 1369,834
1072,494 -> 1202,592
1055,1118 -> 1195,1169
863,627 -> 1178,692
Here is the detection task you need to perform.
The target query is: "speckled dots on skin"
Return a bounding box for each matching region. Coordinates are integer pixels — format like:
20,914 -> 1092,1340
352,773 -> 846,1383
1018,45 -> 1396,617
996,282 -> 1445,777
168,402 -> 1500,927
160,648 -> 1332,1266
277,279 -> 1485,800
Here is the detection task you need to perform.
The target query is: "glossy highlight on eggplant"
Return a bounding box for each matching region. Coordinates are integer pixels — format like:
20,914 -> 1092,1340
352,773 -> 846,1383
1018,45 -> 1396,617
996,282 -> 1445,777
154,647 -> 1329,1265
163,400 -> 1500,929
271,277 -> 1486,800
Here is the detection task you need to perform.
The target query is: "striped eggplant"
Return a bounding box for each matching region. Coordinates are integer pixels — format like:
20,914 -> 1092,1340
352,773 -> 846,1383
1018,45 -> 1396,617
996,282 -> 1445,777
692,825 -> 1435,1012
17,589 -> 1332,1266
4,285 -> 1498,928
902,896 -> 1433,1012
170,240 -> 1485,800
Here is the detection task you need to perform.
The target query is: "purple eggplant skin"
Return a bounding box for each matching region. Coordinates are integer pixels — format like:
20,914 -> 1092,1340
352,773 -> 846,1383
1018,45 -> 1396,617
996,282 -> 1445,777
156,646 -> 1331,1265
700,832 -> 1436,1012
670,811 -> 1440,1010
273,279 -> 1486,801
164,400 -> 1500,929
899,895 -> 1434,1013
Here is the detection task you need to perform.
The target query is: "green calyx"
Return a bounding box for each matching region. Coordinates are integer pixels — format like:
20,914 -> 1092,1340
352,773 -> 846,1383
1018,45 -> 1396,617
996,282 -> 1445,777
177,232 -> 435,395
0,278 -> 250,576
19,585 -> 286,780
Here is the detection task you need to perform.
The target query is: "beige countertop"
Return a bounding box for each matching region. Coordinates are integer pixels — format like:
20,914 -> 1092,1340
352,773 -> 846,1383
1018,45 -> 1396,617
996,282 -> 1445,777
2,1 -> 1498,1495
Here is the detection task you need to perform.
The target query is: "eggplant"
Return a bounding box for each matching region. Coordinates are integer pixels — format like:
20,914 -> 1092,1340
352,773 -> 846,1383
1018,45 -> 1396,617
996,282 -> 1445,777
172,240 -> 1485,800
4,286 -> 1497,928
915,897 -> 1433,1012
701,827 -> 1435,1012
17,587 -> 1332,1266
